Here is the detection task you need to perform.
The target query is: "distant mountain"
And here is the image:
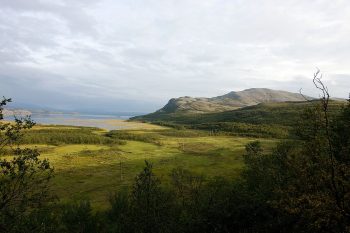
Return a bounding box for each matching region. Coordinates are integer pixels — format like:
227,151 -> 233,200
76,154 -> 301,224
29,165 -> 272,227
147,88 -> 312,115
137,100 -> 342,125
3,109 -> 32,117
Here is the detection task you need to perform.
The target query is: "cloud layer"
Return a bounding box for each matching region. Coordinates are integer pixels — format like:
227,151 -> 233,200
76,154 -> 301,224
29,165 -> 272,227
1,0 -> 350,112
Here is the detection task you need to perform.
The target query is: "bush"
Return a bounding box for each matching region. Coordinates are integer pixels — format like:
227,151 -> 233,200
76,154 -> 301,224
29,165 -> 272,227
21,128 -> 124,145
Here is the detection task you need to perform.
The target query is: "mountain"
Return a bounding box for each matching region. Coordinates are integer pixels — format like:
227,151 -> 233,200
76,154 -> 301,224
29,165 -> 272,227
131,88 -> 346,138
154,88 -> 311,114
132,99 -> 345,138
138,100 -> 342,125
133,88 -> 313,122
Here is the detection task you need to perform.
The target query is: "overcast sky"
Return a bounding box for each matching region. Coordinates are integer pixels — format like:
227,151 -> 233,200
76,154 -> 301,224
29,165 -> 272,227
1,0 -> 349,113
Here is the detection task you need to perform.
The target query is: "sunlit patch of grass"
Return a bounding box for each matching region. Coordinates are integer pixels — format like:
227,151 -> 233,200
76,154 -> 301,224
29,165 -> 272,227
16,126 -> 278,210
103,119 -> 169,130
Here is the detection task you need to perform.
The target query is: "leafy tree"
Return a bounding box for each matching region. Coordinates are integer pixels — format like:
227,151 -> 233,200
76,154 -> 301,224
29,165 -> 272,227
107,189 -> 130,233
241,71 -> 350,232
128,161 -> 177,233
60,200 -> 99,233
170,167 -> 204,208
0,97 -> 54,232
170,167 -> 205,232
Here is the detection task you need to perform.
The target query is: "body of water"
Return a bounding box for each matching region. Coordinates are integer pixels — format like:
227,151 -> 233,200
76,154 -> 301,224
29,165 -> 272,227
5,113 -> 142,130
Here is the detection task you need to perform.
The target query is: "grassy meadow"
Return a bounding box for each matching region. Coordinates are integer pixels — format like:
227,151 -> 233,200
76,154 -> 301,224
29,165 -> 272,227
4,121 -> 278,210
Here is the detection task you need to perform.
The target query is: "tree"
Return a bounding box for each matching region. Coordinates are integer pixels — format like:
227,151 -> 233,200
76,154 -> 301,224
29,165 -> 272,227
0,97 -> 54,232
108,188 -> 130,233
241,71 -> 350,232
129,161 -> 177,233
60,200 -> 99,233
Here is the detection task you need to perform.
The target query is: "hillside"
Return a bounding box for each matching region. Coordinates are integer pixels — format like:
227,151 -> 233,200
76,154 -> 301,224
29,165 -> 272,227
141,100 -> 342,124
132,97 -> 345,138
154,88 -> 311,114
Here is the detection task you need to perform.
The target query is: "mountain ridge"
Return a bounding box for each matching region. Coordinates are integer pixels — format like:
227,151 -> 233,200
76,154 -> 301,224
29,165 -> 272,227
155,88 -> 312,114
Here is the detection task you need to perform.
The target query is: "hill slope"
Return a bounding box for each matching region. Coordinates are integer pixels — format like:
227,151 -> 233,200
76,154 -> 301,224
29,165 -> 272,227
142,100 -> 342,125
132,100 -> 345,138
148,88 -> 310,115
131,87 -> 345,138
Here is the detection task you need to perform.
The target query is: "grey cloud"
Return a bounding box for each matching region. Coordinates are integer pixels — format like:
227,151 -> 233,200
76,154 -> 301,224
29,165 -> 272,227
0,0 -> 350,113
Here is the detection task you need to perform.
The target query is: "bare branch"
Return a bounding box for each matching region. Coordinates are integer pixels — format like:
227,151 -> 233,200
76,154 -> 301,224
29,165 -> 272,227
299,88 -> 313,102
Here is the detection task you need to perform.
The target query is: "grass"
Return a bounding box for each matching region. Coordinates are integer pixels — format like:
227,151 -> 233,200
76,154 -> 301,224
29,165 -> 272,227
2,122 -> 278,210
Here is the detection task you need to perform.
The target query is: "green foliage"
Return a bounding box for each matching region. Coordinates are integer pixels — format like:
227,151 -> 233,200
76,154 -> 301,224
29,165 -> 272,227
60,200 -> 100,233
170,167 -> 205,206
157,129 -> 207,137
107,189 -> 130,233
21,128 -> 124,145
133,100 -> 344,139
240,100 -> 350,232
128,161 -> 178,233
106,130 -> 161,145
192,122 -> 290,138
0,97 -> 54,232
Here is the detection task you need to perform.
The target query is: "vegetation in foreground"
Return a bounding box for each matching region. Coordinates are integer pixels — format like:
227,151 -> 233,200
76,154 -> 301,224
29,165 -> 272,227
1,78 -> 349,232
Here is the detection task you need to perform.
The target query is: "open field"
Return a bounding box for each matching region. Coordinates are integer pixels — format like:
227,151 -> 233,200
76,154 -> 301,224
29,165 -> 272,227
3,121 -> 278,210
31,118 -> 168,131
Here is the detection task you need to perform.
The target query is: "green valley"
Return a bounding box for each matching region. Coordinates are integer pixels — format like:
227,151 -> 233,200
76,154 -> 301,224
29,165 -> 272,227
2,87 -> 349,232
6,123 -> 277,210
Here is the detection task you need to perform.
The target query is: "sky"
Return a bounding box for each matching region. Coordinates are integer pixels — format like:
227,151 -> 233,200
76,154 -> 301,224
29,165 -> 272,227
1,0 -> 350,113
